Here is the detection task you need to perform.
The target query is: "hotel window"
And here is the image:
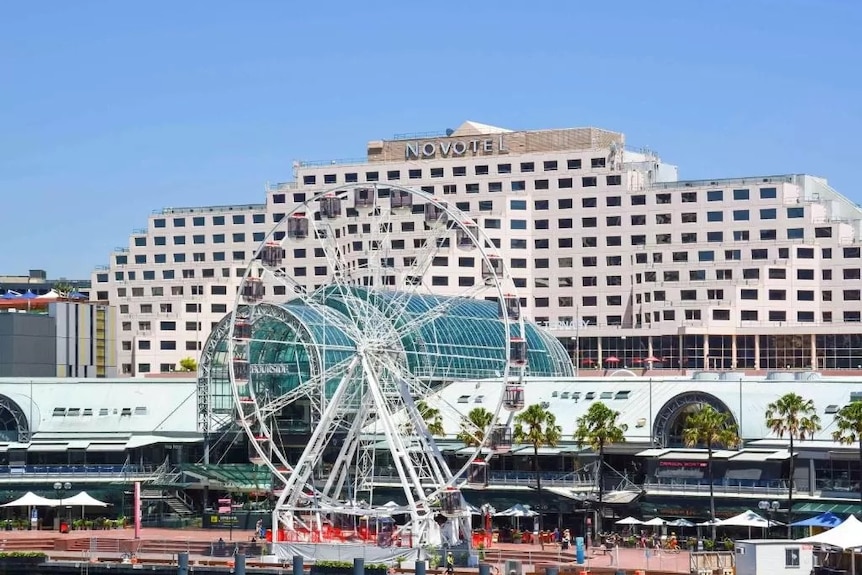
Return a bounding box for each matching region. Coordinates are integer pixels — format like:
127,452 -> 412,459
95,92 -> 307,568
497,163 -> 511,174
699,251 -> 715,262
787,228 -> 804,239
535,179 -> 549,190
631,194 -> 646,206
797,268 -> 815,280
345,172 -> 358,183
213,216 -> 225,225
558,177 -> 573,188
733,230 -> 749,241
656,193 -> 671,204
582,237 -> 597,248
631,235 -> 647,245
681,192 -> 697,202
606,236 -> 622,247
387,170 -> 401,180
253,214 -> 265,223
707,211 -> 723,222
213,234 -> 225,243
582,217 -> 597,228
303,175 -> 316,185
787,207 -> 805,218
567,159 -> 582,169
511,220 -> 527,230
559,238 -> 573,248
535,238 -> 549,249
844,311 -> 861,322
272,194 -> 285,204
590,157 -> 606,168
741,310 -> 758,321
760,208 -> 777,219
191,216 -> 205,226
443,184 -> 456,194
582,197 -> 597,208
324,173 -> 337,183
582,176 -> 597,187
707,231 -> 723,242
606,215 -> 622,226
452,166 -> 466,177
466,183 -> 479,193
707,190 -> 723,201
607,196 -> 622,207
761,229 -> 777,240
520,162 -> 534,172
606,276 -> 622,286
365,171 -> 379,182
478,200 -> 493,211
844,268 -> 862,280
543,160 -> 558,171
606,175 -> 622,186
741,289 -> 758,300
681,233 -> 697,243
655,213 -> 671,224
690,270 -> 706,281
582,257 -> 597,267
768,289 -> 787,300
558,218 -> 573,228
153,218 -> 166,228
713,309 -> 730,320
797,290 -> 815,301
512,181 -> 526,191
557,198 -> 572,209
769,310 -> 787,322
752,249 -> 768,259
664,271 -> 679,281
760,187 -> 777,199
484,219 -> 501,229
733,210 -> 749,221
232,232 -> 245,242
733,188 -> 749,200
743,268 -> 760,279
769,268 -> 787,279
474,165 -> 489,175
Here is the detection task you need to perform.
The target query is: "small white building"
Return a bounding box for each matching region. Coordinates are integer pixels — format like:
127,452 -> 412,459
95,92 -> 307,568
735,539 -> 814,575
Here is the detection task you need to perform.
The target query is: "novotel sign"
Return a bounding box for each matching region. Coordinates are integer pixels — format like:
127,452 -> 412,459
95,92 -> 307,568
405,135 -> 508,160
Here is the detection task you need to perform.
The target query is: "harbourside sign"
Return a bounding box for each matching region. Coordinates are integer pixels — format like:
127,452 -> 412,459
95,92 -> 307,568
405,135 -> 508,160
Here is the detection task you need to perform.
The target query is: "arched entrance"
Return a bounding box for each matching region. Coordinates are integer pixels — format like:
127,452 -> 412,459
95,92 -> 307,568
652,392 -> 735,448
0,395 -> 30,443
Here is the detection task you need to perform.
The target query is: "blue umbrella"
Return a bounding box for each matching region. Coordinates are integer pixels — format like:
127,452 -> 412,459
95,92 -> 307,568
1,291 -> 19,299
790,512 -> 842,528
68,291 -> 87,300
21,290 -> 37,299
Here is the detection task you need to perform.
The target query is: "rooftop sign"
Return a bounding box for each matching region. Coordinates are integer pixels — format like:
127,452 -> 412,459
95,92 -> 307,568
405,135 -> 508,160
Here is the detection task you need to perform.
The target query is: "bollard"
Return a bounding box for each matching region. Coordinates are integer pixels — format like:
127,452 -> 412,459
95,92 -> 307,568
575,537 -> 585,565
234,553 -> 246,575
415,557 -> 427,575
479,564 -> 491,575
293,555 -> 304,575
353,557 -> 365,575
177,552 -> 189,575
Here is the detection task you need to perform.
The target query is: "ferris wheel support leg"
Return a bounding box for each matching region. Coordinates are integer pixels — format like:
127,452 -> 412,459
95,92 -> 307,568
321,406 -> 365,498
360,354 -> 430,530
276,357 -> 361,513
395,377 -> 451,486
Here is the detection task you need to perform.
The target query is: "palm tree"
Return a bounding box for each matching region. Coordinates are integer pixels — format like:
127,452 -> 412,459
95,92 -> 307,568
765,393 -> 821,536
574,402 -> 627,533
832,401 -> 862,506
457,407 -> 494,447
514,403 -> 562,548
682,405 -> 740,536
415,400 -> 445,437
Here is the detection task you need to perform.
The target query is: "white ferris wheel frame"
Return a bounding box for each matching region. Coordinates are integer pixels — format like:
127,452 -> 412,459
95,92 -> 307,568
226,183 -> 527,544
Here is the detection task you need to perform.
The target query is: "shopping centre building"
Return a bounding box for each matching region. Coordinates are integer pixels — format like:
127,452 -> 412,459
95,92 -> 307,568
91,120 -> 862,377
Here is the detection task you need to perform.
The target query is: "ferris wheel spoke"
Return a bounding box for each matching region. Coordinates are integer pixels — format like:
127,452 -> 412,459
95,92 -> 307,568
255,355 -> 356,419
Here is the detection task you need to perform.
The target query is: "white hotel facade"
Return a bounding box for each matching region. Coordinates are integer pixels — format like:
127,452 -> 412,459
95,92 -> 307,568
91,121 -> 862,376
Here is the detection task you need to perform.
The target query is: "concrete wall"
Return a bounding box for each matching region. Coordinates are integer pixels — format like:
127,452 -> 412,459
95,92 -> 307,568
0,313 -> 57,377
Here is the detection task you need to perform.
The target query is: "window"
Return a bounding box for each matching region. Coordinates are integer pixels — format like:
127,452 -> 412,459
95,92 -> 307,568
707,190 -> 723,201
582,176 -> 597,187
733,188 -> 749,200
590,157 -> 606,168
787,207 -> 805,218
760,187 -> 777,199
760,208 -> 777,219
707,211 -> 723,222
733,210 -> 750,221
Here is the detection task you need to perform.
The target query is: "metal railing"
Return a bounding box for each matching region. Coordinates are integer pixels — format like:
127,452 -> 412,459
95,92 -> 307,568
0,464 -> 160,482
645,477 -> 791,496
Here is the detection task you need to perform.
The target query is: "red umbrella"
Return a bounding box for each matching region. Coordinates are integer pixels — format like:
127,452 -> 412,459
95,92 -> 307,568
604,356 -> 620,363
581,358 -> 595,365
645,356 -> 660,363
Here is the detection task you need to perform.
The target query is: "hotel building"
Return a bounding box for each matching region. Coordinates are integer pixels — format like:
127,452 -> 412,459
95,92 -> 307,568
92,121 -> 862,376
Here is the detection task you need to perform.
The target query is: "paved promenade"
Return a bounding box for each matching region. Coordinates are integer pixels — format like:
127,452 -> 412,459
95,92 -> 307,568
0,527 -> 694,573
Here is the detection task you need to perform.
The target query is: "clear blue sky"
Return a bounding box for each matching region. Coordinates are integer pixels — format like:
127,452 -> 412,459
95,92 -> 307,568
1,1 -> 859,279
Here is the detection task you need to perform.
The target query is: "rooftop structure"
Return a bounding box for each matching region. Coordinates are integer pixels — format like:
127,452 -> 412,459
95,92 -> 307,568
92,121 -> 862,377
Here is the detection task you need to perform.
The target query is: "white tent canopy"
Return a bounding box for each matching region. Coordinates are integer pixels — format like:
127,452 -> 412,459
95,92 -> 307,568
1,492 -> 59,507
494,504 -> 538,517
64,492 -> 109,507
616,516 -> 643,525
643,517 -> 666,526
667,518 -> 695,527
800,514 -> 862,550
720,510 -> 783,528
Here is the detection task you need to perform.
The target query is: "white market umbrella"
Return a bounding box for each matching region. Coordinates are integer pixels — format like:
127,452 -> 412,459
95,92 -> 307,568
63,491 -> 109,520
494,503 -> 538,531
643,517 -> 667,526
668,518 -> 695,528
1,492 -> 59,507
800,514 -> 862,549
616,516 -> 643,525
35,290 -> 60,300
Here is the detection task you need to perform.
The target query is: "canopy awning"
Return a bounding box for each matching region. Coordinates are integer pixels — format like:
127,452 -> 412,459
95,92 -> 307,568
1,492 -> 59,507
64,492 -> 109,507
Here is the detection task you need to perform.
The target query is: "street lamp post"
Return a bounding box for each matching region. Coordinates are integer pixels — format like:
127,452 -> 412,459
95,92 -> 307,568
53,482 -> 71,530
758,500 -> 780,537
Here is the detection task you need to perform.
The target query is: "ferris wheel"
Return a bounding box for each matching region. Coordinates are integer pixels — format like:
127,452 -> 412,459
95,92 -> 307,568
227,183 -> 528,546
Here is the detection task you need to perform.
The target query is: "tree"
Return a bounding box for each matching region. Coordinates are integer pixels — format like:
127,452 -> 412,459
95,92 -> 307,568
832,401 -> 862,506
574,402 -> 627,533
513,403 -> 562,549
765,393 -> 821,536
178,357 -> 198,372
682,405 -> 740,536
415,400 -> 444,437
457,407 -> 494,447
53,281 -> 74,298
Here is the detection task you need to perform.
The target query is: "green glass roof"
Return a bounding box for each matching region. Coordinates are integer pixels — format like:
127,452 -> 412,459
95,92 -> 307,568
182,463 -> 271,492
203,287 -> 573,416
797,502 -> 861,515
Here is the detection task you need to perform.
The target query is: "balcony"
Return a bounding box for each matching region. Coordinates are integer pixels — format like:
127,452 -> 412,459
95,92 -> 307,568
645,477 -> 791,497
0,464 -> 162,484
